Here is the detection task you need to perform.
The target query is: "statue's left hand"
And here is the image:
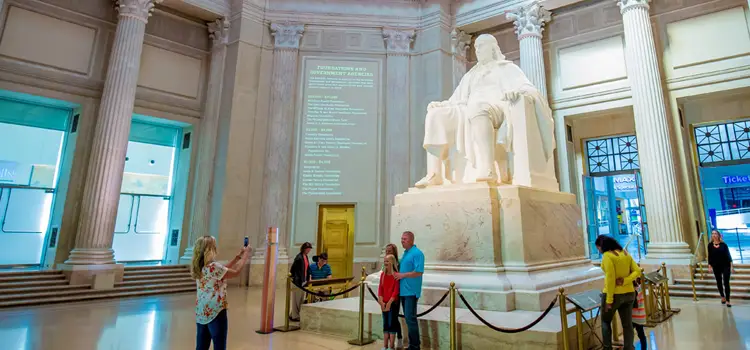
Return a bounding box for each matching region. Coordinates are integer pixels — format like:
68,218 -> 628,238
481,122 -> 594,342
503,91 -> 521,103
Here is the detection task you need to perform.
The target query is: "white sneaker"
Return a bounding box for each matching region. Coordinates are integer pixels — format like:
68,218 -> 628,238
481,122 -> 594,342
396,339 -> 403,349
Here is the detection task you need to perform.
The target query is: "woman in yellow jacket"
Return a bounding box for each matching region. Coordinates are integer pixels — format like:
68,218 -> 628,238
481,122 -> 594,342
595,235 -> 641,350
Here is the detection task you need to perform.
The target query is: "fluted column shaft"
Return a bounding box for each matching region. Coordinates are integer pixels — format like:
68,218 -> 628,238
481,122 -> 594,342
66,0 -> 157,265
519,34 -> 547,98
181,19 -> 229,261
508,1 -> 550,98
383,29 -> 415,237
619,0 -> 690,257
260,23 -> 304,250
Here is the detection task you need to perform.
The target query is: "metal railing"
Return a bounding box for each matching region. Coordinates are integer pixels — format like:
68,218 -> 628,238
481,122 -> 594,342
622,232 -> 645,261
690,232 -> 709,301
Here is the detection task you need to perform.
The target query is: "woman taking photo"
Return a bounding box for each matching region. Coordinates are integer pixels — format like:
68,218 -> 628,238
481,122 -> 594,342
289,242 -> 313,322
708,229 -> 735,307
596,235 -> 640,350
191,236 -> 251,350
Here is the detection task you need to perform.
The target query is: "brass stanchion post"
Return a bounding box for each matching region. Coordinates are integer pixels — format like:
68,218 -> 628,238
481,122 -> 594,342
575,309 -> 584,350
361,266 -> 366,279
661,263 -> 672,311
450,282 -> 456,350
690,264 -> 697,301
347,277 -> 374,346
274,273 -> 300,332
558,287 -> 570,350
641,268 -> 651,322
647,281 -> 656,323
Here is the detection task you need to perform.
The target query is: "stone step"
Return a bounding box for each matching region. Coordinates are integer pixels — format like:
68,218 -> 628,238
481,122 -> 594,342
670,283 -> 750,294
674,279 -> 750,287
0,273 -> 66,283
118,275 -> 194,286
0,284 -> 196,309
670,290 -> 750,300
0,284 -> 91,296
692,273 -> 750,281
123,265 -> 190,272
0,279 -> 68,290
123,268 -> 190,277
0,281 -> 195,303
0,270 -> 62,278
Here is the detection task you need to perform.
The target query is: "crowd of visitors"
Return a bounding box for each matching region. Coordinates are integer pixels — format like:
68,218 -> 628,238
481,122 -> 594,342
187,228 -> 737,350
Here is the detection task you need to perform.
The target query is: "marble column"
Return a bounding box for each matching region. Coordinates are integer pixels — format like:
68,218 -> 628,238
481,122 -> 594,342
180,19 -> 229,263
507,1 -> 551,98
65,0 -> 159,267
618,0 -> 691,259
260,23 -> 304,253
383,28 -> 415,236
450,29 -> 471,90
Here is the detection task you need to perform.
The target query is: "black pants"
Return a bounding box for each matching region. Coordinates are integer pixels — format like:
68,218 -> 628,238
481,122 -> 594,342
633,323 -> 647,350
713,267 -> 732,301
196,309 -> 228,350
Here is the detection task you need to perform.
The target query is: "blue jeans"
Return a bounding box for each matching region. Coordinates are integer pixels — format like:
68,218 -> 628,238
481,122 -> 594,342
401,296 -> 420,349
196,309 -> 228,350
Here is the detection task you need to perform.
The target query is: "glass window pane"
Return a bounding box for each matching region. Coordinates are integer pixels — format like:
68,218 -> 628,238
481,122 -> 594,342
0,123 -> 65,187
134,196 -> 169,234
115,195 -> 133,233
2,189 -> 53,233
122,142 -> 175,196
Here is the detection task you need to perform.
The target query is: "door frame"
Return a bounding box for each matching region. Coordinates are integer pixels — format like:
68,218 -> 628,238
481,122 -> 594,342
316,203 -> 355,278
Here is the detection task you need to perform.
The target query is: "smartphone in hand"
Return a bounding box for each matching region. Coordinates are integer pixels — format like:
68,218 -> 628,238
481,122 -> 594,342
244,236 -> 249,247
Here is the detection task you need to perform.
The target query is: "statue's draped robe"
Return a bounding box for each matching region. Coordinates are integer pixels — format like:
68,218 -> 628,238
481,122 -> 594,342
423,59 -> 555,168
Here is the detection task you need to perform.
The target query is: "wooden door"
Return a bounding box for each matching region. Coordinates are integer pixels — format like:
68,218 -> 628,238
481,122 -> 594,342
317,205 -> 354,278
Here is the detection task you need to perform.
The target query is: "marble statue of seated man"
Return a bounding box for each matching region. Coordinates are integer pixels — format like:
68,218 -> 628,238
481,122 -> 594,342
415,34 -> 555,188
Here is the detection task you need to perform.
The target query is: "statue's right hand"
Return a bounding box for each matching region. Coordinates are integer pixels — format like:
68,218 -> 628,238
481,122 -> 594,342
428,101 -> 446,110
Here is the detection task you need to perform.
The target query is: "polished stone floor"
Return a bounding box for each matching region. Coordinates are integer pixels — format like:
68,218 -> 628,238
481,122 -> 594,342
0,287 -> 748,350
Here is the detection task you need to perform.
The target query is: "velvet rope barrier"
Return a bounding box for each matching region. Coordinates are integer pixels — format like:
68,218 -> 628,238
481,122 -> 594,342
458,291 -> 558,333
365,284 -> 449,318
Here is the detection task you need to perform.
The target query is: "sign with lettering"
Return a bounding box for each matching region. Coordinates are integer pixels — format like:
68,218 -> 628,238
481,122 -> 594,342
613,174 -> 636,191
0,160 -> 17,182
722,175 -> 750,185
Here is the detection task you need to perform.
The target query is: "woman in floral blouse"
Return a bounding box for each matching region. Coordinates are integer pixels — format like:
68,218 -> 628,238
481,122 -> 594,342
191,236 -> 251,350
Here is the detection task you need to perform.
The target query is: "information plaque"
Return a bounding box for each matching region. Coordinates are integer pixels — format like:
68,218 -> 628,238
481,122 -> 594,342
566,289 -> 602,311
644,271 -> 667,284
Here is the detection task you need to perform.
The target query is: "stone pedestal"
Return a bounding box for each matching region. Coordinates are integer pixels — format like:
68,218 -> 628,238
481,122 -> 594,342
59,263 -> 124,287
368,183 -> 601,312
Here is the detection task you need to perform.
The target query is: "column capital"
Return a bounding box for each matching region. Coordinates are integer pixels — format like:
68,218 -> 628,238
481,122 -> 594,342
506,1 -> 551,40
270,22 -> 305,50
114,0 -> 161,23
208,18 -> 230,49
617,0 -> 650,13
383,28 -> 415,55
451,29 -> 472,60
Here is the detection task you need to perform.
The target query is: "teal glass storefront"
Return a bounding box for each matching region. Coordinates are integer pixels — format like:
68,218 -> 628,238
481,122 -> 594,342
695,120 -> 750,262
582,135 -> 648,260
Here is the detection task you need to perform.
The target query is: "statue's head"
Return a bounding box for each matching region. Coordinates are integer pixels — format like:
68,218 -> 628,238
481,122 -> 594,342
474,34 -> 506,64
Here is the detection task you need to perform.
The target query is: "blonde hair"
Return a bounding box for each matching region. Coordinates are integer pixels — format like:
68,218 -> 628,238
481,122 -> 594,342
384,254 -> 399,274
711,229 -> 724,243
191,236 -> 217,280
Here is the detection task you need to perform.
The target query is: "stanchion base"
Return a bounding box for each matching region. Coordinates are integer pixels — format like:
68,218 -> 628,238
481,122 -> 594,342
347,338 -> 375,346
273,325 -> 301,332
255,329 -> 275,334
